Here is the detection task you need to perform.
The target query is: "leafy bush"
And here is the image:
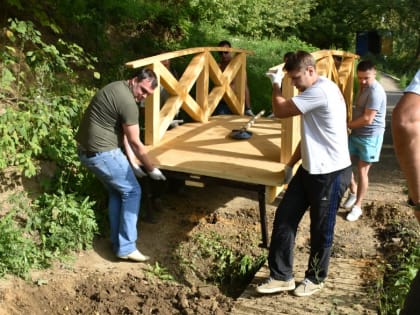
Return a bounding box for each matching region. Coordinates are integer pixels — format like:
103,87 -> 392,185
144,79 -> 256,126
0,210 -> 45,278
30,192 -> 98,256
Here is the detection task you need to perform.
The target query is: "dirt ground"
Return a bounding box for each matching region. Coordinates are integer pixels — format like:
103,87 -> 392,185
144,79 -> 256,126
0,75 -> 419,315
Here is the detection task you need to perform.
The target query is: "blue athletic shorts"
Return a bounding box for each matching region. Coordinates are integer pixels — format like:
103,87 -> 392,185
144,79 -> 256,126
348,134 -> 384,163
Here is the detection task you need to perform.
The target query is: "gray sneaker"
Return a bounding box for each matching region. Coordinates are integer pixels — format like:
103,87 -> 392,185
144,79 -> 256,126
343,192 -> 356,209
256,277 -> 295,294
293,278 -> 324,297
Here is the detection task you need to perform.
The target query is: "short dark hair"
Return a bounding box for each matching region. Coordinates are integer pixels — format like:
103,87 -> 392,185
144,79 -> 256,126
357,60 -> 375,72
218,40 -> 231,47
132,68 -> 158,89
284,51 -> 316,72
283,51 -> 293,62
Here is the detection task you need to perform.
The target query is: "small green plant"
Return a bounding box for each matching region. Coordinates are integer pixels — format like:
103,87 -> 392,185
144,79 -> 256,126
146,262 -> 175,281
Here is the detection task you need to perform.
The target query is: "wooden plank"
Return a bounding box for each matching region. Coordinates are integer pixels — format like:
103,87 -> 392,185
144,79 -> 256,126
146,116 -> 286,201
125,47 -> 254,69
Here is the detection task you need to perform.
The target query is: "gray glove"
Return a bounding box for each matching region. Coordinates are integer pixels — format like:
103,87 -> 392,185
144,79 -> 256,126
284,165 -> 293,184
148,168 -> 167,180
266,66 -> 284,88
132,164 -> 147,178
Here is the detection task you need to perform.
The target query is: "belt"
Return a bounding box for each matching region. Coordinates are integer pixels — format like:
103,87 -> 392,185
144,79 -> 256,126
77,146 -> 99,158
85,151 -> 99,158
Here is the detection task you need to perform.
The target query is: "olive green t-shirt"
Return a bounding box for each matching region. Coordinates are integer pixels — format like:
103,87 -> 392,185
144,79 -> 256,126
76,81 -> 139,152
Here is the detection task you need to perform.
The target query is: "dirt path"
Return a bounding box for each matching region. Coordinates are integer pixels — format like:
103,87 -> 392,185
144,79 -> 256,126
0,74 -> 417,315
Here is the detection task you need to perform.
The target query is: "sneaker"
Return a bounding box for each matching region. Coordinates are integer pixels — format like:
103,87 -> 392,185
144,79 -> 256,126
343,192 -> 356,209
346,205 -> 362,221
256,277 -> 295,294
293,278 -> 324,297
118,249 -> 150,262
244,108 -> 255,116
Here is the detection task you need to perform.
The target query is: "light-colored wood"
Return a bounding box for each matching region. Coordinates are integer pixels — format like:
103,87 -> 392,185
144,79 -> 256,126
145,115 -> 286,202
126,47 -> 253,145
127,49 -> 358,202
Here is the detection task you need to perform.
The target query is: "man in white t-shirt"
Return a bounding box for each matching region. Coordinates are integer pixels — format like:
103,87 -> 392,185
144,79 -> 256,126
257,51 -> 352,297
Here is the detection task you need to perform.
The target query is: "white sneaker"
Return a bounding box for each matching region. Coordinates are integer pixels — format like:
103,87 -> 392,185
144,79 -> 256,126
343,193 -> 356,209
346,205 -> 362,221
118,249 -> 150,262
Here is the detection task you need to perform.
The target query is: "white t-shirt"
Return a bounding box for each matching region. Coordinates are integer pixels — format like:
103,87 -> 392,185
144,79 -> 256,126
405,70 -> 420,95
292,76 -> 351,174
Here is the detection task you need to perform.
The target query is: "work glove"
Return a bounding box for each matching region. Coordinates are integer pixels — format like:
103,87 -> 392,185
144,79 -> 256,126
132,164 -> 147,178
266,66 -> 284,88
148,168 -> 167,180
284,165 -> 293,185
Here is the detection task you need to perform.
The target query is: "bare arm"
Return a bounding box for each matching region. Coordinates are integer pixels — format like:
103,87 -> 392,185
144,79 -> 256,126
392,92 -> 420,223
287,142 -> 301,167
272,84 -> 302,118
348,108 -> 377,129
123,124 -> 154,172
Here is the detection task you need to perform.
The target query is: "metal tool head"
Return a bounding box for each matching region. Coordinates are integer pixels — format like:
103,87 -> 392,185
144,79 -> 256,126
229,109 -> 265,140
230,129 -> 253,140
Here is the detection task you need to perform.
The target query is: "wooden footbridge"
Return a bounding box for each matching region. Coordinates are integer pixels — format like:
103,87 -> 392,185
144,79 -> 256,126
126,47 -> 359,248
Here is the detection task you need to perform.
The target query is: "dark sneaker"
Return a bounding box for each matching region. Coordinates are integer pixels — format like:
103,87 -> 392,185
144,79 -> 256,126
293,278 -> 324,297
256,277 -> 295,294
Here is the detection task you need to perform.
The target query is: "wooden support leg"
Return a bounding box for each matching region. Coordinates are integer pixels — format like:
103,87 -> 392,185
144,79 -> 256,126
257,185 -> 268,248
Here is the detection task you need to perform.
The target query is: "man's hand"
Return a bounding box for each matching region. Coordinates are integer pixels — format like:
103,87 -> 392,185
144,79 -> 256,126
266,66 -> 284,87
132,164 -> 147,178
148,168 -> 167,180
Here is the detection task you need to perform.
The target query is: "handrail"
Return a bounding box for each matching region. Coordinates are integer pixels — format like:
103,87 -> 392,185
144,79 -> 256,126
125,47 -> 254,145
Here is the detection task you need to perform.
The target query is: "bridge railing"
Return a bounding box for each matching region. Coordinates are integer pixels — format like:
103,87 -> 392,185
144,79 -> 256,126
126,48 -> 358,164
125,47 -> 253,145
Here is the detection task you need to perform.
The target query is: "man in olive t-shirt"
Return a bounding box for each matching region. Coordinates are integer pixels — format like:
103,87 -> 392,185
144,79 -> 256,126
76,68 -> 166,262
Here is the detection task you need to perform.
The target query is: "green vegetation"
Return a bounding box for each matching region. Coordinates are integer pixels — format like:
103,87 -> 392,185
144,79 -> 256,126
0,192 -> 97,279
146,262 -> 175,281
190,232 -> 266,296
0,0 -> 419,311
377,223 -> 420,314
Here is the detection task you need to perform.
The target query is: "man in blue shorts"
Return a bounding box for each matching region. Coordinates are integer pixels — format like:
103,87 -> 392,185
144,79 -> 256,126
343,60 -> 387,221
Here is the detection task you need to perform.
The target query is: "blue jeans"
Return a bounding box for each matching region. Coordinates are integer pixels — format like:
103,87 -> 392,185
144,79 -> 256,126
78,148 -> 141,256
